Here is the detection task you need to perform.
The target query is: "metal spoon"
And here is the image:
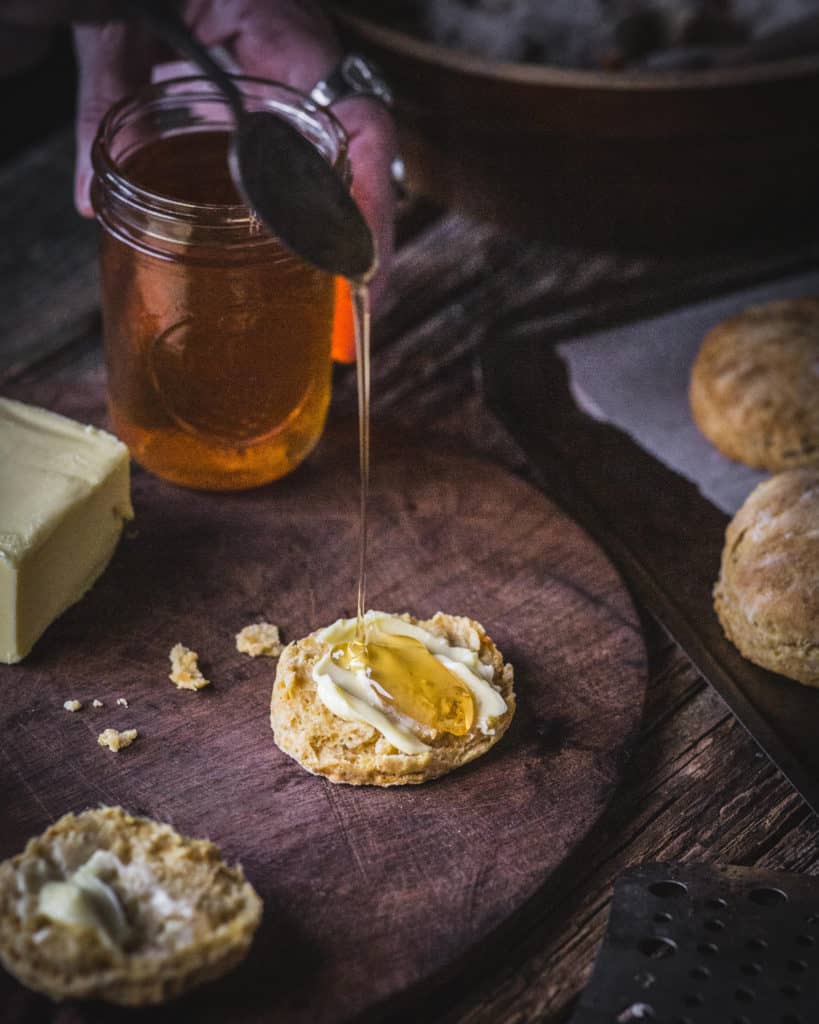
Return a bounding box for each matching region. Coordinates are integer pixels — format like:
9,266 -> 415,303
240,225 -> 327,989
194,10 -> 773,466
122,0 -> 375,280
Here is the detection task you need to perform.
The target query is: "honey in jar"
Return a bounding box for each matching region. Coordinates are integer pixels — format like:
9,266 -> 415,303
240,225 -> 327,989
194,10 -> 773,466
91,78 -> 350,490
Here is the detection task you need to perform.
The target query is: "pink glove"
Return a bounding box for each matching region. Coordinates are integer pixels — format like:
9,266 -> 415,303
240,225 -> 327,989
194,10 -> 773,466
70,1 -> 396,305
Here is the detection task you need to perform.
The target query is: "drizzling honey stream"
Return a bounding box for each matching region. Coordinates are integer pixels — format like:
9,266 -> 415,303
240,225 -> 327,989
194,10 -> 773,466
345,279 -> 476,737
351,281 -> 371,644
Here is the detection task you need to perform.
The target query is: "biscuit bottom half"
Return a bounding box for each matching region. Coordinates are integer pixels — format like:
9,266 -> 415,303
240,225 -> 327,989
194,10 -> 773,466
0,807 -> 262,1005
270,611 -> 516,786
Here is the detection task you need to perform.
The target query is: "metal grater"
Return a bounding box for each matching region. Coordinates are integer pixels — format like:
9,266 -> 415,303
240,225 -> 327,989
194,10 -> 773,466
569,862 -> 819,1024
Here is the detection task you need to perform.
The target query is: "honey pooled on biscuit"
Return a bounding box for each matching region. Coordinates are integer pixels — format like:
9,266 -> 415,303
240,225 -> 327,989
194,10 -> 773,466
311,613 -> 508,756
331,631 -> 475,736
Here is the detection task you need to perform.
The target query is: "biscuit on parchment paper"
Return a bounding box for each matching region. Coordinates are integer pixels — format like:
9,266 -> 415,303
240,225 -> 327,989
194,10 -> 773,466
690,298 -> 819,471
714,469 -> 819,686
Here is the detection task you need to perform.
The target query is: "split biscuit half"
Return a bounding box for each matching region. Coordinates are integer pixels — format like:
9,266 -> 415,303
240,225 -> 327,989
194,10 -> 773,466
0,806 -> 262,1005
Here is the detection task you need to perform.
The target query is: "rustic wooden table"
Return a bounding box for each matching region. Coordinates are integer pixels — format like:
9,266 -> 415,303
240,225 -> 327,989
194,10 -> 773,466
2,129 -> 819,1023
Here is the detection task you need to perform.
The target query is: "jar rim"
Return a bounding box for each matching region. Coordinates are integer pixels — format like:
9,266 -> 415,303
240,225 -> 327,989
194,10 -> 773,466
91,74 -> 350,228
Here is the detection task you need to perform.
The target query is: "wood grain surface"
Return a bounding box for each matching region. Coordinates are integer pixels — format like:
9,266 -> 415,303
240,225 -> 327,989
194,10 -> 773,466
3,128 -> 819,1024
0,370 -> 646,1021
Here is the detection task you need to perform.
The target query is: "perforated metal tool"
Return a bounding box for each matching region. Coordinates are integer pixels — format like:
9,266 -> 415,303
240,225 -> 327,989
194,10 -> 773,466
570,862 -> 819,1024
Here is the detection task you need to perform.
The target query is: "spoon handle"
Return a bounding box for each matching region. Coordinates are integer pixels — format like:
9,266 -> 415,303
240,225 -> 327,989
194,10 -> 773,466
119,0 -> 245,119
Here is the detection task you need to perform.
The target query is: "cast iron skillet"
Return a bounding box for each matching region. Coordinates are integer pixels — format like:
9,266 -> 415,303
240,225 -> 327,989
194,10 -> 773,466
335,9 -> 819,251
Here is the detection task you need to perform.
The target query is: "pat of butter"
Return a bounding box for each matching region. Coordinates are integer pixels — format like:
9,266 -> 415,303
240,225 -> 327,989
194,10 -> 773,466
0,398 -> 133,663
38,850 -> 131,949
312,612 -> 508,754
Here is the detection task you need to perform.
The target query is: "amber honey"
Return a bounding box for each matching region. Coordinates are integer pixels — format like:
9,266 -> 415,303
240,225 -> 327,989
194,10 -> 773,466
92,80 -> 348,490
345,281 -> 480,737
334,632 -> 475,735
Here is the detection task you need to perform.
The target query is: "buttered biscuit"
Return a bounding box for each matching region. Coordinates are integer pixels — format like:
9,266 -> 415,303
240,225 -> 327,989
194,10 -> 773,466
690,298 -> 819,471
714,469 -> 819,686
0,807 -> 262,1005
270,611 -> 515,786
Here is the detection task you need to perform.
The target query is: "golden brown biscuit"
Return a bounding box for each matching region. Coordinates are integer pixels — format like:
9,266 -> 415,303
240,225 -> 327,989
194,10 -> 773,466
270,612 -> 515,786
690,298 -> 819,471
714,469 -> 819,686
0,807 -> 262,1005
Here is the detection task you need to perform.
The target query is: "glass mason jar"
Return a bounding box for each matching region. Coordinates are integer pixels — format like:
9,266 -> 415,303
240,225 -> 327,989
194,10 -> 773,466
91,77 -> 349,490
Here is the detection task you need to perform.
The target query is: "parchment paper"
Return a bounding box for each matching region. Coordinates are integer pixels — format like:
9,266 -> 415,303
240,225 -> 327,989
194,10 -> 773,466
557,270 -> 819,515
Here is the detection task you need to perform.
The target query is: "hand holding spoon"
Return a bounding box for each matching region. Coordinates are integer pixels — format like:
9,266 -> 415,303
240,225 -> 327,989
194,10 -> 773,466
122,0 -> 376,280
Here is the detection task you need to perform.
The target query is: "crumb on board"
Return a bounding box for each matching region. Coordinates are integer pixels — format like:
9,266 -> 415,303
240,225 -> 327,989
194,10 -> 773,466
235,621 -> 282,658
63,699 -> 82,713
98,727 -> 138,752
169,643 -> 210,691
116,697 -> 129,707
91,699 -> 103,708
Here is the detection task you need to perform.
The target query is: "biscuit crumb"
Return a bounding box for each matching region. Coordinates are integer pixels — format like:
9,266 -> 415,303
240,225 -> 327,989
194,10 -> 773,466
236,622 -> 282,658
169,643 -> 210,690
98,728 -> 138,752
116,697 -> 129,707
63,699 -> 82,713
91,699 -> 103,708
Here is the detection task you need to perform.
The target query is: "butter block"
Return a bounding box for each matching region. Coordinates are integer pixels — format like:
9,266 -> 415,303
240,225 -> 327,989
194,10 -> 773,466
0,398 -> 133,663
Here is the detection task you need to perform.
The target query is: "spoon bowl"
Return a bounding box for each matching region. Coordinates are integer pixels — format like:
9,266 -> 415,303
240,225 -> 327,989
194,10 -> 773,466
231,111 -> 375,279
124,0 -> 374,278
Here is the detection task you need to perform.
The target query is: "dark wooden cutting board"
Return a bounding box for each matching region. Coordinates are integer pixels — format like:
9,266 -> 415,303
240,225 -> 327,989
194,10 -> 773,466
0,373 -> 646,1023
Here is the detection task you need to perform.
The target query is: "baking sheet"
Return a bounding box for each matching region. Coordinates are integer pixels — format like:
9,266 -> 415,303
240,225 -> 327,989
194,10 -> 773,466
557,270 -> 819,515
485,308 -> 819,815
